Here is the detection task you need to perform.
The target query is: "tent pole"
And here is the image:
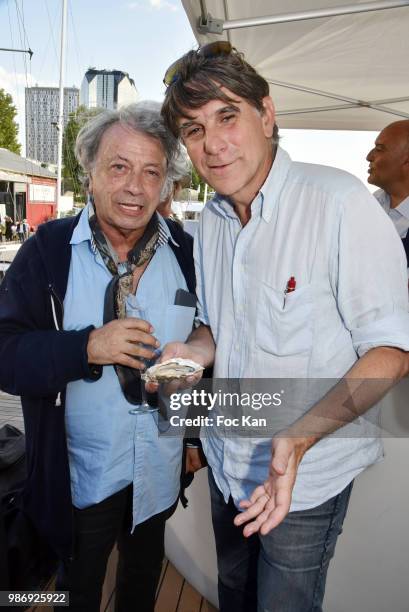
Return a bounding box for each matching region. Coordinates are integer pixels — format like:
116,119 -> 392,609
267,80 -> 409,120
199,0 -> 208,23
267,79 -> 365,105
199,1 -> 409,33
373,96 -> 409,105
276,104 -> 409,120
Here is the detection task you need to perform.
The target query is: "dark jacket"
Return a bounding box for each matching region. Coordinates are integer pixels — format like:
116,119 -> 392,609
0,214 -> 195,560
402,232 -> 409,266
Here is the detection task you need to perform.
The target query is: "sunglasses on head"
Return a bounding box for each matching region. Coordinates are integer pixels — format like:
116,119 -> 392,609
163,41 -> 233,87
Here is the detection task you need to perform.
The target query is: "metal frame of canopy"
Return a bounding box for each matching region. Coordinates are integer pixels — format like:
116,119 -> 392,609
197,0 -> 409,31
182,0 -> 409,129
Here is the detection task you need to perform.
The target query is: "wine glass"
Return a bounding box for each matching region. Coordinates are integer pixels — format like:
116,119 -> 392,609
127,304 -> 160,415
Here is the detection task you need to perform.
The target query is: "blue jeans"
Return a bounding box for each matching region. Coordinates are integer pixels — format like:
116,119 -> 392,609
208,469 -> 353,612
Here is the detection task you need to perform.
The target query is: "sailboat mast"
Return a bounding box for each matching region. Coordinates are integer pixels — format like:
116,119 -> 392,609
56,0 -> 68,216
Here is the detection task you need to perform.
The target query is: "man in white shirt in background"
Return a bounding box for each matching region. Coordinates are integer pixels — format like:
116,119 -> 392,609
158,44 -> 409,612
367,120 -> 409,271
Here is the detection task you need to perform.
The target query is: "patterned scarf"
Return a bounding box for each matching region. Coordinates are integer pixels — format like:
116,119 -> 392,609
88,199 -> 163,407
88,199 -> 160,318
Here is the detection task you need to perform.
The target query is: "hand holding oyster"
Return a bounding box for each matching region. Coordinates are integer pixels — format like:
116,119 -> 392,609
141,358 -> 204,383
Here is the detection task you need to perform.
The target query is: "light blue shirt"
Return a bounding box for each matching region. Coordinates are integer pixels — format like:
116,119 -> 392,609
63,206 -> 194,529
374,188 -> 409,239
195,147 -> 409,511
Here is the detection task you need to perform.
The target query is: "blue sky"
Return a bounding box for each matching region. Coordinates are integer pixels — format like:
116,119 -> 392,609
0,0 -> 196,96
0,0 -> 377,188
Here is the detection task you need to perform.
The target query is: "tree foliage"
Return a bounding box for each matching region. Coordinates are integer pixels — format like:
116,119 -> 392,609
62,105 -> 101,200
0,89 -> 21,154
191,165 -> 207,201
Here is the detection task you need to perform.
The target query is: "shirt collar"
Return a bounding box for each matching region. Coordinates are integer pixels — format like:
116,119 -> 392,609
208,146 -> 293,223
70,202 -> 178,248
258,147 -> 293,222
158,213 -> 179,247
209,194 -> 237,220
374,189 -> 409,220
396,196 -> 409,220
70,203 -> 92,245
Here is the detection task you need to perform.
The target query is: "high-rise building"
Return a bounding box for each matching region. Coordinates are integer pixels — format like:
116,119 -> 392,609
25,87 -> 79,164
80,68 -> 138,110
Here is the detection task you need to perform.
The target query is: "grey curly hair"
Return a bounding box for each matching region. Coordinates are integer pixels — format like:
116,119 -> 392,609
75,101 -> 181,199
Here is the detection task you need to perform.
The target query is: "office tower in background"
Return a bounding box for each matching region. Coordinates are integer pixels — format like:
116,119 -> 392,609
25,87 -> 79,164
80,68 -> 138,110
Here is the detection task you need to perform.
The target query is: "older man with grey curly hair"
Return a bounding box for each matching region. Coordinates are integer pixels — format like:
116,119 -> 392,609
0,101 -> 198,611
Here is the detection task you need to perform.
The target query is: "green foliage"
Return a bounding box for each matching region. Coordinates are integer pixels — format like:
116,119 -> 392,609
0,89 -> 21,154
190,165 -> 201,190
191,165 -> 206,201
62,105 -> 101,198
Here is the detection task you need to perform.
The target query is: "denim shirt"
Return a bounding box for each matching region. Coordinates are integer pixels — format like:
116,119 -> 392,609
63,206 -> 193,529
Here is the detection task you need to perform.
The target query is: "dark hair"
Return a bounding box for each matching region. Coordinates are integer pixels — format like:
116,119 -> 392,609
162,46 -> 278,142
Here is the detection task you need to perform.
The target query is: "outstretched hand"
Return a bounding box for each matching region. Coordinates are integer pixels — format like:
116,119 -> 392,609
145,341 -> 206,394
233,437 -> 308,537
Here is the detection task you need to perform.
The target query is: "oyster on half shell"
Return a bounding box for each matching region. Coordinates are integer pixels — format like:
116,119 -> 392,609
142,358 -> 204,383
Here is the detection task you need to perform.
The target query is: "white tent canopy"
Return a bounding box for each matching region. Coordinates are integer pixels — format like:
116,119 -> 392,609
181,0 -> 409,130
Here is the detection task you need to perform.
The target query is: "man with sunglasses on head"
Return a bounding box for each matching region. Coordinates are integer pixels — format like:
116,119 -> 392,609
0,102 -> 198,611
159,44 -> 409,612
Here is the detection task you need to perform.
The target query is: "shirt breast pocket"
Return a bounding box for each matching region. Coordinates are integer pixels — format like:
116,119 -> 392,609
256,281 -> 313,357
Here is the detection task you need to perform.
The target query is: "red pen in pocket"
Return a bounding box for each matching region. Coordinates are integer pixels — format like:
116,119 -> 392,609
284,276 -> 296,307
